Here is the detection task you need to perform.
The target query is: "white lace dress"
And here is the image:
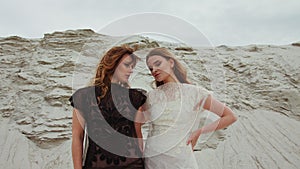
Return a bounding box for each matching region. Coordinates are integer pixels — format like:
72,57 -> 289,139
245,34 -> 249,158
144,82 -> 211,169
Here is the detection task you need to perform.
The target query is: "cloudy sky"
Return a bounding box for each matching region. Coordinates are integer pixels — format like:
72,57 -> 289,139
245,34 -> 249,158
1,0 -> 299,46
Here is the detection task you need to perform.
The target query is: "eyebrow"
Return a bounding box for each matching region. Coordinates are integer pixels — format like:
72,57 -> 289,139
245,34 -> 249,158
148,60 -> 160,67
153,60 -> 160,64
124,59 -> 135,64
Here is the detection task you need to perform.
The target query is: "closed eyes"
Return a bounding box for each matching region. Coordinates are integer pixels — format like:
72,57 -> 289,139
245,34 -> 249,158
154,61 -> 161,67
124,63 -> 134,68
148,61 -> 161,72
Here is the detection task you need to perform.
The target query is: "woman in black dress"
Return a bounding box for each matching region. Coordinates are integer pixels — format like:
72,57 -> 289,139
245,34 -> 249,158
70,45 -> 146,169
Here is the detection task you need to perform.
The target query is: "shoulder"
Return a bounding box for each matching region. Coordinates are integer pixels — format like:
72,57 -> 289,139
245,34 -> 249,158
182,83 -> 209,91
128,88 -> 147,109
145,88 -> 159,99
69,86 -> 101,106
181,83 -> 199,92
72,86 -> 101,97
129,88 -> 147,96
128,86 -> 146,93
182,83 -> 212,98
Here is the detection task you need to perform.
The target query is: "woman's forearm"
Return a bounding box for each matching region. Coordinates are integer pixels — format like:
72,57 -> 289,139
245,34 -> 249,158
187,107 -> 237,149
134,107 -> 145,151
198,106 -> 237,135
200,96 -> 237,134
135,122 -> 144,151
72,137 -> 83,169
72,109 -> 85,169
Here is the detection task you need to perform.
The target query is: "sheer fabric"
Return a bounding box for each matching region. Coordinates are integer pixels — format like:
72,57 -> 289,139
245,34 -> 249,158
144,82 -> 211,169
69,83 -> 146,169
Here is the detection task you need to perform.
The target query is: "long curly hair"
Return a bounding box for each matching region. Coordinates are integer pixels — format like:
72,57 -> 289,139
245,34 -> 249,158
91,45 -> 139,99
146,47 -> 190,87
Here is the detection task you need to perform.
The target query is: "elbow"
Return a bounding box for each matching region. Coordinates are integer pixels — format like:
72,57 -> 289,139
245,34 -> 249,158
231,113 -> 238,123
224,106 -> 238,124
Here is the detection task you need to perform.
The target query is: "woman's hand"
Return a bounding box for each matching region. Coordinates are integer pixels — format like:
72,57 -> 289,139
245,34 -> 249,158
186,129 -> 201,150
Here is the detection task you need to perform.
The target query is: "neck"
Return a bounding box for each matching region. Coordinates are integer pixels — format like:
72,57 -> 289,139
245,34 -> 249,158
111,80 -> 130,88
163,75 -> 179,84
111,77 -> 118,84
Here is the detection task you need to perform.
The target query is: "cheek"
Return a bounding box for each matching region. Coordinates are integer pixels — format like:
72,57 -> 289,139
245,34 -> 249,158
114,66 -> 123,77
116,64 -> 125,72
161,63 -> 172,74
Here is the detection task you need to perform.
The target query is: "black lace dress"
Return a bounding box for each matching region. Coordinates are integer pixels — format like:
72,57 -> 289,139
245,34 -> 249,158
69,83 -> 147,169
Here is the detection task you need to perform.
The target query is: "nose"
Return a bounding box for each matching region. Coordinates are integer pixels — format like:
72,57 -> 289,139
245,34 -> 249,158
151,66 -> 158,74
129,69 -> 133,74
128,66 -> 134,74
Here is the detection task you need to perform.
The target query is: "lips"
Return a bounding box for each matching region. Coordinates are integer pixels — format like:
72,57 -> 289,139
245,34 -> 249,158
154,73 -> 160,78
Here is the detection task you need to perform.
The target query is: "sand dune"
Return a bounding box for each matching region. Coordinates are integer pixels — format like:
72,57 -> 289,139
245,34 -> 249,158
0,29 -> 299,168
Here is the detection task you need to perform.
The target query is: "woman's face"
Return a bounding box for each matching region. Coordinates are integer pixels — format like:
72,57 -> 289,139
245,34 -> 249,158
147,55 -> 175,83
112,54 -> 135,84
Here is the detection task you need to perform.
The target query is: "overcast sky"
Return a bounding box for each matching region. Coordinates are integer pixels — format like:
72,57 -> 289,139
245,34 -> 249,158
1,0 -> 299,46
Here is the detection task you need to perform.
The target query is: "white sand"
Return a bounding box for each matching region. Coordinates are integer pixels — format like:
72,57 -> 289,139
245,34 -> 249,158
0,29 -> 299,168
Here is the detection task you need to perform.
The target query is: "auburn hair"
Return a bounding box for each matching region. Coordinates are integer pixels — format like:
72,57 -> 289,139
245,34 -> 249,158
91,45 -> 139,99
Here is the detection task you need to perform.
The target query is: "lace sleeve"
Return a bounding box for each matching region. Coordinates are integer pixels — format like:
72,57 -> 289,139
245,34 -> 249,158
129,88 -> 147,110
196,86 -> 211,101
193,85 -> 212,112
69,87 -> 95,118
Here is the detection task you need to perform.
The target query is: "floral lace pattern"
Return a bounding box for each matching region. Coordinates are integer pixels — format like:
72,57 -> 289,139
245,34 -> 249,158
70,84 -> 146,168
144,82 -> 211,169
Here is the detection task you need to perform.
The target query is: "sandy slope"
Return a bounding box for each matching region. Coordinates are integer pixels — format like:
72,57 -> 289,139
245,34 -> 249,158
0,29 -> 299,168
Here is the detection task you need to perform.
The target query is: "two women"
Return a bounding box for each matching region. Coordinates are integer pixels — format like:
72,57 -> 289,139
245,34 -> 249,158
70,46 -> 237,169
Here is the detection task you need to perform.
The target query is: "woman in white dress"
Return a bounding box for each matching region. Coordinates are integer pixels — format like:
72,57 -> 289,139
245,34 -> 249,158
142,48 -> 237,169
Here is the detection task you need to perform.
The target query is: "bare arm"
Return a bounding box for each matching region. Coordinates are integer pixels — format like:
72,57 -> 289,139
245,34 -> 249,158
187,95 -> 237,149
134,107 -> 145,152
72,109 -> 85,169
201,95 -> 237,133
